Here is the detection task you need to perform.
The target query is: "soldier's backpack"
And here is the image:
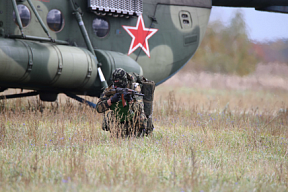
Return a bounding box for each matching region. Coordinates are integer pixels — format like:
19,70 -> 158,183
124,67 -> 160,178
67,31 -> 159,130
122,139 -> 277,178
142,80 -> 155,132
133,73 -> 155,133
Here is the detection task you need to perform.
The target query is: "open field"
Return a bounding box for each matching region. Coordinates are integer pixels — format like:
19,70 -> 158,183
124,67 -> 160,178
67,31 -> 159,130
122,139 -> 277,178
0,70 -> 288,191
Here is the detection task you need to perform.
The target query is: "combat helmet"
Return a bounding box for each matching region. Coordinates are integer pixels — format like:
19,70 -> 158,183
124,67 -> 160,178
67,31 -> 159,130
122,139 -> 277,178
112,68 -> 128,87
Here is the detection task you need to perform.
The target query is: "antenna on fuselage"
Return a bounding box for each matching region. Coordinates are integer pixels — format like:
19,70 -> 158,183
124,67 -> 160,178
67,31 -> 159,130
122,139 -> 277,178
69,0 -> 108,89
9,0 -> 68,44
26,0 -> 52,40
11,0 -> 24,37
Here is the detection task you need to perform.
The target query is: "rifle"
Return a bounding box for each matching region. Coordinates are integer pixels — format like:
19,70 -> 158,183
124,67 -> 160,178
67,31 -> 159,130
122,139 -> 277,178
105,87 -> 144,107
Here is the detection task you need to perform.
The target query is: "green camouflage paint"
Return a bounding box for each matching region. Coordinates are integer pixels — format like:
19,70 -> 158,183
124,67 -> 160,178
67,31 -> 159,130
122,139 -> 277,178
1,0 -> 286,98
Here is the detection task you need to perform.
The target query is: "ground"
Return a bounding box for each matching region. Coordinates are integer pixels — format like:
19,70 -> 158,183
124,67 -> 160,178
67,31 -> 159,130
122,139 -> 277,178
0,64 -> 287,191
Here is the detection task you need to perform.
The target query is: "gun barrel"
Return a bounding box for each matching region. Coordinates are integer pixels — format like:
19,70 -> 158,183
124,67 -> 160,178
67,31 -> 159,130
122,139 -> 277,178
105,88 -> 144,97
124,88 -> 144,97
135,93 -> 144,97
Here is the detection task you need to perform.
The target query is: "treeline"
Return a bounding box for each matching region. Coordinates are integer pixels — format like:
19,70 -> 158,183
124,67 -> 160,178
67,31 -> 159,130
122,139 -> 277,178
182,10 -> 271,76
253,39 -> 288,64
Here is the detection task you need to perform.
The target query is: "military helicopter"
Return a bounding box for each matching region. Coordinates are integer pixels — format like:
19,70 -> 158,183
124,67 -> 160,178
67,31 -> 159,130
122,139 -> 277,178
0,0 -> 287,105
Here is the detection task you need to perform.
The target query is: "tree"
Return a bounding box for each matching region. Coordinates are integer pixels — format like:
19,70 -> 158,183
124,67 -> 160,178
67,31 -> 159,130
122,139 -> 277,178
184,10 -> 260,76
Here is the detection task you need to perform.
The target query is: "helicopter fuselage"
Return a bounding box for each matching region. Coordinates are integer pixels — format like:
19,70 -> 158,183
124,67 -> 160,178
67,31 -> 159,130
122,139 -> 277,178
0,0 -> 211,97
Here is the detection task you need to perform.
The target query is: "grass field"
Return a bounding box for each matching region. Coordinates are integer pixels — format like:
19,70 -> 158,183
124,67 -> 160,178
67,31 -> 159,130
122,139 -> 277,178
0,71 -> 288,191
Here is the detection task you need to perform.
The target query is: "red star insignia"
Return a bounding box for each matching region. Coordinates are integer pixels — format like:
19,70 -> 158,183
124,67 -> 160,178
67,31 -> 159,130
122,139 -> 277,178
122,15 -> 158,58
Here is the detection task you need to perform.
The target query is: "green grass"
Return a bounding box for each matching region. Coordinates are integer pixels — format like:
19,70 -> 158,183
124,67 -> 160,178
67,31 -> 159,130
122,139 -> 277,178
0,87 -> 287,191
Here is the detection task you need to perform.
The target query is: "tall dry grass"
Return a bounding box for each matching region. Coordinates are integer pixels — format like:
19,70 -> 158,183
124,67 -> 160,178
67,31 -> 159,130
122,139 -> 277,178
0,73 -> 288,191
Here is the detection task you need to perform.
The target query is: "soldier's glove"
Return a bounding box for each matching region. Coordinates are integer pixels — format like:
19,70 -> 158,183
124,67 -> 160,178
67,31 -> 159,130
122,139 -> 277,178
124,93 -> 133,102
110,93 -> 121,103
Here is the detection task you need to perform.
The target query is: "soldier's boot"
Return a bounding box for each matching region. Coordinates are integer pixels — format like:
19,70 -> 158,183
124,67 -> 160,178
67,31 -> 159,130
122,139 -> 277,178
144,117 -> 154,136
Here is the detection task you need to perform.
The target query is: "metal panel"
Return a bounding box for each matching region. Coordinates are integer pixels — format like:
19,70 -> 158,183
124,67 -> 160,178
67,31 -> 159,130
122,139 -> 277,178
88,0 -> 143,16
212,0 -> 288,7
256,6 -> 288,14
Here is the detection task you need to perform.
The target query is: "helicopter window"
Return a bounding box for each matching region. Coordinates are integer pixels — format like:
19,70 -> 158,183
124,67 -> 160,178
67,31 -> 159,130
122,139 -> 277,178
181,14 -> 188,18
92,17 -> 109,38
13,5 -> 31,27
47,9 -> 64,32
183,20 -> 190,24
179,11 -> 192,29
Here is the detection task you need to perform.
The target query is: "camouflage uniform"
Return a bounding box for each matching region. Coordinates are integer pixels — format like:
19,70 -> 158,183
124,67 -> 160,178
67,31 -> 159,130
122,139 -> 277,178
96,68 -> 147,137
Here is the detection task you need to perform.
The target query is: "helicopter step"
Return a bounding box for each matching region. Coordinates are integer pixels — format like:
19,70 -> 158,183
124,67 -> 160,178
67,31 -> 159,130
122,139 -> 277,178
0,91 -> 39,100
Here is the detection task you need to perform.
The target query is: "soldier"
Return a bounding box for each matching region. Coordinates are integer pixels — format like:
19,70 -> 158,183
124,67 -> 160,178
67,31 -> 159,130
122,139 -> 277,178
96,68 -> 148,137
